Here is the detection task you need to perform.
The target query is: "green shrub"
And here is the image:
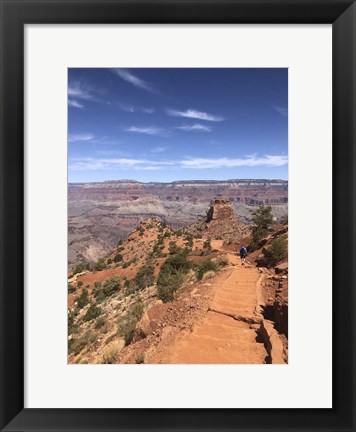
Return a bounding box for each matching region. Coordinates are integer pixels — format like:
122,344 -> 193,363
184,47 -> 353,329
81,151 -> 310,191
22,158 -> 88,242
68,330 -> 96,355
158,253 -> 191,278
249,205 -> 274,251
157,271 -> 186,302
83,304 -> 102,322
94,316 -> 107,330
134,265 -> 155,290
131,300 -> 144,320
77,280 -> 83,288
94,258 -> 107,271
76,288 -> 89,309
68,310 -> 78,335
107,258 -> 113,265
135,353 -> 145,364
92,281 -> 102,296
68,283 -> 76,294
169,241 -> 181,255
114,253 -> 123,263
93,278 -> 121,302
264,235 -> 288,265
195,259 -> 218,281
72,262 -> 89,276
185,234 -> 194,248
122,259 -> 135,268
117,301 -> 144,346
157,252 -> 191,302
203,239 -> 212,251
102,277 -> 121,296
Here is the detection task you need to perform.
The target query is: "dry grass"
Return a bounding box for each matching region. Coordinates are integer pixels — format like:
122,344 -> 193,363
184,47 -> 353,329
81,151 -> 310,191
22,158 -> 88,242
101,339 -> 125,364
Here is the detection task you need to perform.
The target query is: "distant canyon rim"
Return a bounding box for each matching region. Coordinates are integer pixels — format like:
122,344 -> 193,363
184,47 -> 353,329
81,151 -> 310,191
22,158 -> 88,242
68,179 -> 288,269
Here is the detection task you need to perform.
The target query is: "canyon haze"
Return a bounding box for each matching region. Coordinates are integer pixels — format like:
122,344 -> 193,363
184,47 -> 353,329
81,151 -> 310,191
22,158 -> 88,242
68,179 -> 288,269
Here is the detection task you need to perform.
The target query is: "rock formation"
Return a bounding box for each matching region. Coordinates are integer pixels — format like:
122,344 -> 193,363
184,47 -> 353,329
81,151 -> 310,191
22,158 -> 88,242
187,198 -> 250,243
206,198 -> 235,222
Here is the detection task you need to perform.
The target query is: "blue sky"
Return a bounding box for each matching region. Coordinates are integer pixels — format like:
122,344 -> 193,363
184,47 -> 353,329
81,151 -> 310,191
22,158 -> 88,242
68,68 -> 288,183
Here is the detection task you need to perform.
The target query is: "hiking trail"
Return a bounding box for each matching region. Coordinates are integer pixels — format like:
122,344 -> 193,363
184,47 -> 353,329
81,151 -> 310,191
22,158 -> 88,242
162,240 -> 268,364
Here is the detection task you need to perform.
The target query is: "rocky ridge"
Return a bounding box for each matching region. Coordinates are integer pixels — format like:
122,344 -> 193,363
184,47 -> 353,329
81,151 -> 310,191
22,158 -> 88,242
68,200 -> 288,365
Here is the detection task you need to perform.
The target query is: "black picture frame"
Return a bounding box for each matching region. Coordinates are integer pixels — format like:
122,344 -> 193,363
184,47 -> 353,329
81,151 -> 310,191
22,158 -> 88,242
0,0 -> 355,431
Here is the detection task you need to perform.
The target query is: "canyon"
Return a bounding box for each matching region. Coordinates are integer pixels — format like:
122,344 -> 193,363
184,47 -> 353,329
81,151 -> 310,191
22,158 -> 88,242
68,179 -> 288,269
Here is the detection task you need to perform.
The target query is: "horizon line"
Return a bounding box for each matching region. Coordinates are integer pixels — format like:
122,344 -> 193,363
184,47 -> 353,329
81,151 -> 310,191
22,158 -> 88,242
68,177 -> 288,185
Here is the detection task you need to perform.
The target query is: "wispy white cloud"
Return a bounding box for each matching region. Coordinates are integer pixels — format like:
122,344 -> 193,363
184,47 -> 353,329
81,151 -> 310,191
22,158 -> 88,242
273,106 -> 288,117
119,104 -> 155,114
68,134 -> 94,143
68,99 -> 84,109
69,157 -> 174,171
167,108 -> 224,122
141,107 -> 155,114
68,81 -> 95,101
112,69 -> 156,93
124,126 -> 169,137
69,154 -> 287,171
176,123 -> 212,132
181,155 -> 288,169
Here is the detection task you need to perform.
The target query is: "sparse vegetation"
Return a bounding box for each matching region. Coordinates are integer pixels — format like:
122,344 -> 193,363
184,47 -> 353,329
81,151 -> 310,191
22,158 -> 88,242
117,300 -> 144,346
68,310 -> 78,335
263,235 -> 288,266
157,252 -> 191,302
94,258 -> 107,272
185,234 -> 194,248
169,241 -> 181,255
195,259 -> 218,281
94,316 -> 107,330
71,262 -> 89,276
92,277 -> 121,302
203,238 -> 212,251
134,265 -> 155,290
76,288 -> 89,309
68,330 -> 96,355
83,303 -> 102,322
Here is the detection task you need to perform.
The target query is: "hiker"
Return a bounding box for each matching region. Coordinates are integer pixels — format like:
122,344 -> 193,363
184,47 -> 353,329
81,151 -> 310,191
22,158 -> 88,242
240,245 -> 248,264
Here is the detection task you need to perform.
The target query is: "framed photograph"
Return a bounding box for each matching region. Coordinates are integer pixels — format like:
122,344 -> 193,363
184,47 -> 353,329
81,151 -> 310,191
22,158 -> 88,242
0,1 -> 355,431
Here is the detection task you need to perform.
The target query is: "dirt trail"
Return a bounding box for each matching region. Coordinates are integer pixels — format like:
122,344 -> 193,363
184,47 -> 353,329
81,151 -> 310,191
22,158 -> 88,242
159,241 -> 267,364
